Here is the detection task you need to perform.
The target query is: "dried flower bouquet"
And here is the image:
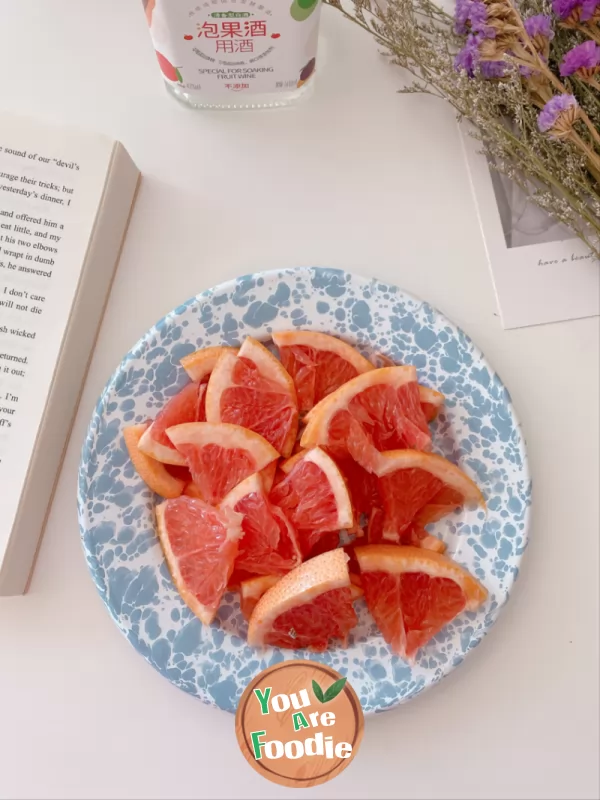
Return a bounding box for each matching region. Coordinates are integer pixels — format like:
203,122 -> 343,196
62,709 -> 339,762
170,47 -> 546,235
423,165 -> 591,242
327,0 -> 600,255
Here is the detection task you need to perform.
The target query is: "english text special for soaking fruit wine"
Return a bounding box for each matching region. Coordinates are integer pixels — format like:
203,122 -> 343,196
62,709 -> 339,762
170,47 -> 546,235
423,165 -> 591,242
143,0 -> 323,110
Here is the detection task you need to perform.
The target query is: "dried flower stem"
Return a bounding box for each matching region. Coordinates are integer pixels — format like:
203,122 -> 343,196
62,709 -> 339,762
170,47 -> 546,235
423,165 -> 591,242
587,76 -> 600,91
571,129 -> 600,169
569,22 -> 600,46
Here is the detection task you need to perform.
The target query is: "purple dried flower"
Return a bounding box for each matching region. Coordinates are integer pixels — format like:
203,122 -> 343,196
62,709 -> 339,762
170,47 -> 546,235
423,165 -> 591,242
552,0 -> 581,18
455,0 -> 473,34
560,40 -> 600,75
454,34 -> 481,76
469,1 -> 496,36
454,0 -> 495,37
538,94 -> 579,137
524,14 -> 555,40
581,0 -> 599,20
480,60 -> 508,78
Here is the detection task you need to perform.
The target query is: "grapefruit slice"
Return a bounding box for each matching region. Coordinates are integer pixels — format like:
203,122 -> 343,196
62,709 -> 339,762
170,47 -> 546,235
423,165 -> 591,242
272,330 -> 374,413
138,381 -> 205,466
205,337 -> 299,457
259,461 -> 278,493
123,424 -> 186,499
355,544 -> 487,660
414,485 -> 467,527
409,525 -> 447,553
180,346 -> 239,382
220,472 -> 302,576
303,529 -> 341,559
301,366 -> 432,469
241,568 -> 363,621
372,450 -> 484,543
185,461 -> 277,501
419,387 -> 445,422
247,549 -> 358,650
156,496 -> 243,625
279,450 -> 306,475
166,422 -> 278,505
368,508 -> 446,553
327,451 -> 381,516
281,448 -> 381,518
269,448 -> 354,557
183,481 -> 205,499
367,350 -> 445,420
240,575 -> 281,619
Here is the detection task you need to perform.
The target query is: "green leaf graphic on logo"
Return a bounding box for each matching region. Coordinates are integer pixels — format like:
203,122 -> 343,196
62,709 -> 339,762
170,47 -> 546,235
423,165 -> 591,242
323,677 -> 347,702
312,679 -> 325,703
313,677 -> 347,703
175,68 -> 183,83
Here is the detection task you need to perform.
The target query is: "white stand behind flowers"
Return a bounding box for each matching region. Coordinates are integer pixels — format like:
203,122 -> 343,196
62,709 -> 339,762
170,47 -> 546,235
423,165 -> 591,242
460,120 -> 599,328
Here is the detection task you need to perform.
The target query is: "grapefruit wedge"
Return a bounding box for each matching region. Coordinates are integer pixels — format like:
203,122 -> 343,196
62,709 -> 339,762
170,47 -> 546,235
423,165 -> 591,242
220,472 -> 302,576
283,449 -> 380,517
240,568 -> 363,621
419,387 -> 445,422
180,346 -> 239,382
355,544 -> 487,660
269,447 -> 354,557
247,549 -> 358,650
368,507 -> 447,553
259,460 -> 278,493
272,330 -> 374,412
123,424 -> 186,499
372,450 -> 484,543
205,337 -> 299,457
166,422 -> 278,505
138,381 -> 205,466
240,575 -> 280,620
156,496 -> 243,625
301,366 -> 432,469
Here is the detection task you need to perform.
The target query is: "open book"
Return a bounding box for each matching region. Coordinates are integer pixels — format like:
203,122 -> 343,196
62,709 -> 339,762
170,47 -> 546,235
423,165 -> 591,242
0,113 -> 139,595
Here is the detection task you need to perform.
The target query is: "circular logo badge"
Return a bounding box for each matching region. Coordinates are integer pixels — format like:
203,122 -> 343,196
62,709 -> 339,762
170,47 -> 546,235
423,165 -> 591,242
235,661 -> 364,788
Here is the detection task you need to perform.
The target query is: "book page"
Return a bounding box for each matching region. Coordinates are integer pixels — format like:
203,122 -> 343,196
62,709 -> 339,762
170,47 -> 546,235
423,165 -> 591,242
0,114 -> 114,552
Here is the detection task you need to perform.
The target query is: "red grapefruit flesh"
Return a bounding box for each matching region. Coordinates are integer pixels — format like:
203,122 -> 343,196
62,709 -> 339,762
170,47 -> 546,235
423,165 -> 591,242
372,450 -> 484,543
301,367 -> 432,471
247,549 -> 358,651
303,529 -> 341,559
265,587 -> 357,651
166,422 -> 278,505
205,338 -> 298,457
220,473 -> 301,576
356,545 -> 487,660
378,467 -> 444,541
326,450 -> 381,516
414,486 -> 466,527
138,381 -> 205,466
272,330 -> 374,413
269,448 -> 353,558
155,496 -> 243,625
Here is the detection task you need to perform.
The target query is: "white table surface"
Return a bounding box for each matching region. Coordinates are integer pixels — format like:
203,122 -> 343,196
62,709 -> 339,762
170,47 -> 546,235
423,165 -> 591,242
0,2 -> 598,798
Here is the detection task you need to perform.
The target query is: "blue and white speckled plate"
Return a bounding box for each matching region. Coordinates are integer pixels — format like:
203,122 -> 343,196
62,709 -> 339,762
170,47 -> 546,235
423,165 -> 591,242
78,267 -> 531,714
